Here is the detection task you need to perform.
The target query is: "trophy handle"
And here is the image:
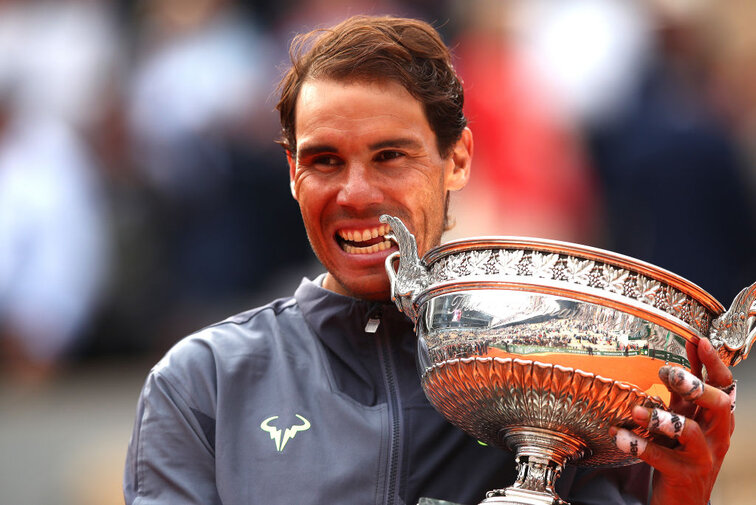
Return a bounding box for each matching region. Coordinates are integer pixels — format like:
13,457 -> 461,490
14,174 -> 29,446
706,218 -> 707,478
380,214 -> 430,323
709,281 -> 756,367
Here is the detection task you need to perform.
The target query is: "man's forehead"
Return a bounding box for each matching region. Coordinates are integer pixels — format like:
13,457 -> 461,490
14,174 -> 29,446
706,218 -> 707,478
293,78 -> 430,142
295,77 -> 419,114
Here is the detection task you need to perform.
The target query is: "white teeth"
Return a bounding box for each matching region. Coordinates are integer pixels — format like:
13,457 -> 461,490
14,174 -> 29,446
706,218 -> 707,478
343,239 -> 392,254
338,224 -> 390,242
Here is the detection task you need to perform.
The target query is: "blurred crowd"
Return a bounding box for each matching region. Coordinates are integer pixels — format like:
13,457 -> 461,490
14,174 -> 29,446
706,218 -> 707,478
1,0 -> 756,384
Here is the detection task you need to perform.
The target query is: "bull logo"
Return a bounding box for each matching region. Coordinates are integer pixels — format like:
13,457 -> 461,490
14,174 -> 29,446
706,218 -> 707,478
260,414 -> 311,452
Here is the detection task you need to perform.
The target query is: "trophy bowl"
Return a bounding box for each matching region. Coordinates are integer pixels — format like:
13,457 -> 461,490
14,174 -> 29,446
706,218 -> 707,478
380,215 -> 756,505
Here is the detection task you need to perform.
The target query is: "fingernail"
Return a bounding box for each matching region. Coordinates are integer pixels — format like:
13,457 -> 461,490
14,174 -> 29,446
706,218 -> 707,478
700,337 -> 714,354
658,365 -> 671,382
632,405 -> 650,423
613,428 -> 647,458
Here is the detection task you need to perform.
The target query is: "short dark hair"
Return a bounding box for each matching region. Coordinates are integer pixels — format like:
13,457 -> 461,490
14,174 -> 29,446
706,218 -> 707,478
276,15 -> 466,158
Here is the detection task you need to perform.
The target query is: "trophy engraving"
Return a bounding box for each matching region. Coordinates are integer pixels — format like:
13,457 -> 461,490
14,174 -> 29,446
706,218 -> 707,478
381,214 -> 755,505
710,283 -> 756,366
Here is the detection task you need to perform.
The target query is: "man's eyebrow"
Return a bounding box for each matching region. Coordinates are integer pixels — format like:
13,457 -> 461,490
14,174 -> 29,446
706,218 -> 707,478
296,138 -> 422,159
296,144 -> 338,160
369,138 -> 422,151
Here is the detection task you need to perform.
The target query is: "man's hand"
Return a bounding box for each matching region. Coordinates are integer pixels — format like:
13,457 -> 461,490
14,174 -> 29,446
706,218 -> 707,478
610,337 -> 736,505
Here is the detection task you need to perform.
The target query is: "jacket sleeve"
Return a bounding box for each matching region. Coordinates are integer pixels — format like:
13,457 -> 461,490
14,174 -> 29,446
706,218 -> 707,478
123,369 -> 220,505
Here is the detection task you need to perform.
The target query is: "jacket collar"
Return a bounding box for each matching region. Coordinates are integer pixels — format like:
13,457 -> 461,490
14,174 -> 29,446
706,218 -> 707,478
293,275 -> 416,404
293,274 -> 413,346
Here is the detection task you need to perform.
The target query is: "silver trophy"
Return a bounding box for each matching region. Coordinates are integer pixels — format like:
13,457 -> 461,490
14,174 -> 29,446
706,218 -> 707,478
380,215 -> 755,505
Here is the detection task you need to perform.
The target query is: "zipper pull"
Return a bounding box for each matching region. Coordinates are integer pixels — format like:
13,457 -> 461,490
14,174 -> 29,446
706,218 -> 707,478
365,305 -> 382,333
365,318 -> 380,333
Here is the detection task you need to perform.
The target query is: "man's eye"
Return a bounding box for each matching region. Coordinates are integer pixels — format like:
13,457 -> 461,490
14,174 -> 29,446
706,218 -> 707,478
311,155 -> 342,168
375,150 -> 404,162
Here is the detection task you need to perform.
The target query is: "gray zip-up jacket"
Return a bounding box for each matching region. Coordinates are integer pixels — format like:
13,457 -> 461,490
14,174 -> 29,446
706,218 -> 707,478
124,276 -> 651,505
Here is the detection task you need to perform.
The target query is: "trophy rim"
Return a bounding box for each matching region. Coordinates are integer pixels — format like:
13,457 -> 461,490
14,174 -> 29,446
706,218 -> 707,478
425,235 -> 725,314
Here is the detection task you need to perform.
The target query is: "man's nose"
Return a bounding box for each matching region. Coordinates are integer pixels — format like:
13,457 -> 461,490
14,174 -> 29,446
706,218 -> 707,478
336,163 -> 384,209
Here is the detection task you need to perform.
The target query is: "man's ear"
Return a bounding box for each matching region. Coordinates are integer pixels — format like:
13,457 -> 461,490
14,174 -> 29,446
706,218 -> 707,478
287,150 -> 297,200
445,127 -> 473,192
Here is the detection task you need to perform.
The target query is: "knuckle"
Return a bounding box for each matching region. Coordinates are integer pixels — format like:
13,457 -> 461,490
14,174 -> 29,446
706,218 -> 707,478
637,439 -> 658,464
723,369 -> 734,382
685,419 -> 703,439
713,390 -> 732,411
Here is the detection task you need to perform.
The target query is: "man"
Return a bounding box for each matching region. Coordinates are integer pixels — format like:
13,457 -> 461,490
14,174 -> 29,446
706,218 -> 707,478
124,15 -> 735,505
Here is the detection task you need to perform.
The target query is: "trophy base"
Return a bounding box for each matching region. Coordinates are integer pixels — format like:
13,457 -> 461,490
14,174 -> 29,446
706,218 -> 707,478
478,426 -> 587,505
480,488 -> 563,505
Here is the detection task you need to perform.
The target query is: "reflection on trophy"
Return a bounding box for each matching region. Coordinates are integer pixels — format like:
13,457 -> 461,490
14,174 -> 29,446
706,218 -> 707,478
380,215 -> 756,505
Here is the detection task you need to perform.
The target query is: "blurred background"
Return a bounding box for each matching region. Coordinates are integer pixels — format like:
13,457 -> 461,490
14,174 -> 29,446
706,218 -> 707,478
0,0 -> 755,503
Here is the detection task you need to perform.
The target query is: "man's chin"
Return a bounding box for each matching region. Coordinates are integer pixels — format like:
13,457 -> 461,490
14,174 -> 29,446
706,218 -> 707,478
323,272 -> 392,301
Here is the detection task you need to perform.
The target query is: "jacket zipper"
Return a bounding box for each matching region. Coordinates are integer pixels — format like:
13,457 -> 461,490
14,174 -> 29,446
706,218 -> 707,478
371,306 -> 402,505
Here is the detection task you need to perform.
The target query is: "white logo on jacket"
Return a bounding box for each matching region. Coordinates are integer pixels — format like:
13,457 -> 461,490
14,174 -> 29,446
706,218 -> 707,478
260,414 -> 311,451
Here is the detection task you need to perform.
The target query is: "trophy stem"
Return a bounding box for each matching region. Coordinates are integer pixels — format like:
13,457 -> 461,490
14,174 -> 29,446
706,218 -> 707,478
480,427 -> 589,505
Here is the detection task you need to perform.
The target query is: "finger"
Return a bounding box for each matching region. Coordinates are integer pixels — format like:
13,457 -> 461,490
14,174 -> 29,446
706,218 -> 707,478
667,384 -> 697,420
659,365 -> 704,401
615,427 -> 688,475
610,426 -> 648,459
663,364 -> 692,416
686,340 -> 703,378
609,426 -> 684,475
697,337 -> 733,387
634,406 -> 685,440
611,418 -> 707,474
671,341 -> 704,417
631,406 -> 706,455
658,366 -> 731,412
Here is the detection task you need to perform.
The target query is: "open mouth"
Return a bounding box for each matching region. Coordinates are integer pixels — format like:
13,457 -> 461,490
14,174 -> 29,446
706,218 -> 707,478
336,224 -> 393,254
